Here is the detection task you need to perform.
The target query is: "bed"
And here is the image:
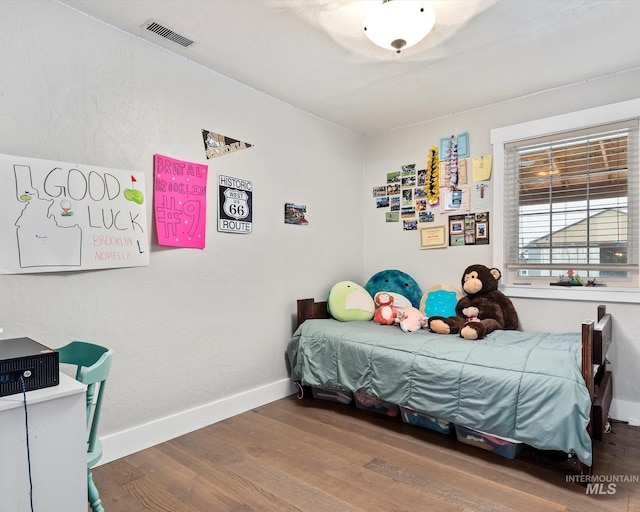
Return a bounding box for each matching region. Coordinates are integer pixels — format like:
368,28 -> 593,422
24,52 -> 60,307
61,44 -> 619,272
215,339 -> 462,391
287,299 -> 613,475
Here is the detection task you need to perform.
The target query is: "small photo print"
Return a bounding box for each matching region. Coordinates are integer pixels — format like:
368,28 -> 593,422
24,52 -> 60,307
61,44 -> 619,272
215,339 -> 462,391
373,186 -> 387,197
476,222 -> 488,239
402,189 -> 413,204
401,175 -> 416,188
390,195 -> 401,211
376,196 -> 390,208
465,216 -> 475,230
401,206 -> 416,219
450,234 -> 465,246
417,169 -> 426,187
387,171 -> 401,183
403,219 -> 418,230
401,163 -> 416,173
419,211 -> 434,223
284,203 -> 308,225
416,199 -> 427,211
465,231 -> 476,244
386,211 -> 400,222
414,187 -> 426,198
387,183 -> 400,195
450,220 -> 463,234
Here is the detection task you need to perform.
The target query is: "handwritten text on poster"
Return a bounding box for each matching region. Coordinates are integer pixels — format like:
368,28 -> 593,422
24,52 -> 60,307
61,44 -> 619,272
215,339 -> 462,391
0,153 -> 149,274
154,154 -> 208,248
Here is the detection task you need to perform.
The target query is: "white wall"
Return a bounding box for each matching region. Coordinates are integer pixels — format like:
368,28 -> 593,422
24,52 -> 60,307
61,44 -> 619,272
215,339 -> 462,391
0,1 -> 364,462
363,69 -> 640,424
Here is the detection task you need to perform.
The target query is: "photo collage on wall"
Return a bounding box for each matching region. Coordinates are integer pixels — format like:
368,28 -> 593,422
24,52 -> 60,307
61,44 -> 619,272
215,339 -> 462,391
448,212 -> 490,246
374,163 -> 430,231
372,132 -> 493,248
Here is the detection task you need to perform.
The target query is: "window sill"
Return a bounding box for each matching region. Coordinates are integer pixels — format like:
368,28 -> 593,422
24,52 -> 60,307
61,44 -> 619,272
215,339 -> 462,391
502,284 -> 640,304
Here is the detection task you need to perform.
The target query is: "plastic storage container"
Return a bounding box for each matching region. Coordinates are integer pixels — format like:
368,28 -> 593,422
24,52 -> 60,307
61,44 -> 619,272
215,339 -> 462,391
354,391 -> 399,417
311,387 -> 353,405
454,424 -> 524,459
399,406 -> 452,434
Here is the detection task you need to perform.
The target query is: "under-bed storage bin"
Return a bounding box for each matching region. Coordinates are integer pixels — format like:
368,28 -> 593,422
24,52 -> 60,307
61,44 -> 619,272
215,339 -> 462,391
454,425 -> 524,459
399,406 -> 452,434
311,387 -> 353,404
354,391 -> 399,417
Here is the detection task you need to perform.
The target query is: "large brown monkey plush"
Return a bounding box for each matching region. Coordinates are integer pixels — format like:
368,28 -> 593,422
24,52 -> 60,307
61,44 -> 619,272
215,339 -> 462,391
427,264 -> 519,340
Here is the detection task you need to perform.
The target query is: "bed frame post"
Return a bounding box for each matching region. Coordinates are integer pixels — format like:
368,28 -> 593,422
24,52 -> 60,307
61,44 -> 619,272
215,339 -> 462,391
581,320 -> 594,407
597,304 -> 606,322
580,318 -> 595,478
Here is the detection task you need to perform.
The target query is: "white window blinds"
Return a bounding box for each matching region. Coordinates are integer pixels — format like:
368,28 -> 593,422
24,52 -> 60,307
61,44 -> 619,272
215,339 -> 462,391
503,119 -> 639,279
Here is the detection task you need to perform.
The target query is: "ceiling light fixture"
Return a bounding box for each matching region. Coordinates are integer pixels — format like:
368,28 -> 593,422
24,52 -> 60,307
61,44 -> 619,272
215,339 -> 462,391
363,0 -> 436,53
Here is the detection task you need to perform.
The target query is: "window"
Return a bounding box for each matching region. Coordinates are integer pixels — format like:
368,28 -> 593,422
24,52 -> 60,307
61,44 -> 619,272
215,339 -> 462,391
492,99 -> 640,290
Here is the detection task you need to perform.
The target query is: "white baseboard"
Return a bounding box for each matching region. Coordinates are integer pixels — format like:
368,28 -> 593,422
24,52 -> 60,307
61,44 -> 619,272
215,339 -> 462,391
610,398 -> 640,426
98,378 -> 298,466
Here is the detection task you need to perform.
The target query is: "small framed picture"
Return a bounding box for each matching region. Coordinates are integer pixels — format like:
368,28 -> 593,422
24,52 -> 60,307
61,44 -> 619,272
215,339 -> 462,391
419,224 -> 447,249
450,220 -> 464,234
439,136 -> 451,158
457,132 -> 470,157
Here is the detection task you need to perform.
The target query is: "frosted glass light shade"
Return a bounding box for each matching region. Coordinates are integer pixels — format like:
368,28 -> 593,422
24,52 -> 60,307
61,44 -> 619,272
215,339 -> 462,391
363,1 -> 436,53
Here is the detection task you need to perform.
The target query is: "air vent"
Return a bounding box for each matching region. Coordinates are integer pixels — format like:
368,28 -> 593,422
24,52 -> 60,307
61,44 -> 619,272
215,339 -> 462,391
143,20 -> 195,48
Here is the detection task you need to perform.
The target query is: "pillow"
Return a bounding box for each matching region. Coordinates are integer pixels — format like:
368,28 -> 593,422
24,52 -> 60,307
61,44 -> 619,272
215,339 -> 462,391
419,284 -> 462,318
364,269 -> 423,309
327,281 -> 375,322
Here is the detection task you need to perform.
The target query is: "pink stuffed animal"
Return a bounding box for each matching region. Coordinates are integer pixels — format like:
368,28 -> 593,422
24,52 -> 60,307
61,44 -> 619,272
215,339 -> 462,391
395,307 -> 427,333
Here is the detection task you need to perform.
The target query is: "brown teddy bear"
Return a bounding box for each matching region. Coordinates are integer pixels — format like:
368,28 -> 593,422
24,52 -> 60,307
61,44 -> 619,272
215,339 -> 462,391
427,264 -> 519,340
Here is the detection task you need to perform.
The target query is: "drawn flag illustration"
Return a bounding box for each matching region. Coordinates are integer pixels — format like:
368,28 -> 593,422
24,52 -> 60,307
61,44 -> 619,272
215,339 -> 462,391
201,129 -> 253,159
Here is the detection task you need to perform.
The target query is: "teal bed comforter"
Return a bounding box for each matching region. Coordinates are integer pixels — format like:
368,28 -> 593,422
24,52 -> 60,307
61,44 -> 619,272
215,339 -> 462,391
287,319 -> 592,466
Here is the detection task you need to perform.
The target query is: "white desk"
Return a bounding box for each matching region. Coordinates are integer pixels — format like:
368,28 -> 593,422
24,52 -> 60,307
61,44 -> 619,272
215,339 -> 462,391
0,373 -> 87,512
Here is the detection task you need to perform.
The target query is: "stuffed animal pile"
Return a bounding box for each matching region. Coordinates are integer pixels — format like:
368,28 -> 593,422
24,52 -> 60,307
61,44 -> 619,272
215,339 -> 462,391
326,265 -> 518,339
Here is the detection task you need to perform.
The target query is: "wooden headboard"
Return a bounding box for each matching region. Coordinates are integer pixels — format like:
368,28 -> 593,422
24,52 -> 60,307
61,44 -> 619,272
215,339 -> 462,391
296,298 -> 329,329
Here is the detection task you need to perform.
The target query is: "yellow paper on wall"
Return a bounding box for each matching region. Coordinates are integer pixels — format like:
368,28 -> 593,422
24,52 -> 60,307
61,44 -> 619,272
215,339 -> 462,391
472,156 -> 492,181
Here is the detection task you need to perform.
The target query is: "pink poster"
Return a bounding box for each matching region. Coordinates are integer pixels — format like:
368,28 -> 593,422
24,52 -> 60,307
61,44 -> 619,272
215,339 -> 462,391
154,154 -> 208,248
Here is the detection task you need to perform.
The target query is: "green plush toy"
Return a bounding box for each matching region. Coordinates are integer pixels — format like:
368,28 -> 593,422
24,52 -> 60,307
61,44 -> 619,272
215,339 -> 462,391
327,281 -> 375,322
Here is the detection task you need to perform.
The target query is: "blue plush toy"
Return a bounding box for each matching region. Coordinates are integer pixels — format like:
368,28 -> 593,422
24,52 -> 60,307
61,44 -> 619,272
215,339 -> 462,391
364,270 -> 423,310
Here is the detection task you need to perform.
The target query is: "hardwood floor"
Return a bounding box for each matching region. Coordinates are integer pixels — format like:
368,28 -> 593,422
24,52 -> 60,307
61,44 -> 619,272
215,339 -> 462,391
93,395 -> 640,511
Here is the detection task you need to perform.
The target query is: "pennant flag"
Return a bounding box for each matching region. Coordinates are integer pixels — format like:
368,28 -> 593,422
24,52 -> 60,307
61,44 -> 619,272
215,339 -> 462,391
201,129 -> 253,159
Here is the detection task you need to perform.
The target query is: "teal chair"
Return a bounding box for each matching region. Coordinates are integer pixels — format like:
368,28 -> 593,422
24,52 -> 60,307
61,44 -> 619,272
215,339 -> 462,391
57,341 -> 113,512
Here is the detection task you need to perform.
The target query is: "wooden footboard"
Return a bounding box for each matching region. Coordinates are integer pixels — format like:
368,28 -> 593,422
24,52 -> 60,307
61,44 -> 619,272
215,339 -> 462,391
577,305 -> 613,478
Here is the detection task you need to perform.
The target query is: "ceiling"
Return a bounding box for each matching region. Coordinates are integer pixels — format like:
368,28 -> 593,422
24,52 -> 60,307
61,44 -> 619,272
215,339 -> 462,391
59,0 -> 640,136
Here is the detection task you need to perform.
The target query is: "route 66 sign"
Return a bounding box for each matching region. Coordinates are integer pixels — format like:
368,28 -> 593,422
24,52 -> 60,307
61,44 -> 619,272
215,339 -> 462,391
218,174 -> 253,233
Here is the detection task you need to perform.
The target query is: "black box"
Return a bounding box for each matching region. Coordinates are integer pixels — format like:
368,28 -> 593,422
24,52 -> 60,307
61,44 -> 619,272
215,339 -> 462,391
0,337 -> 59,397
